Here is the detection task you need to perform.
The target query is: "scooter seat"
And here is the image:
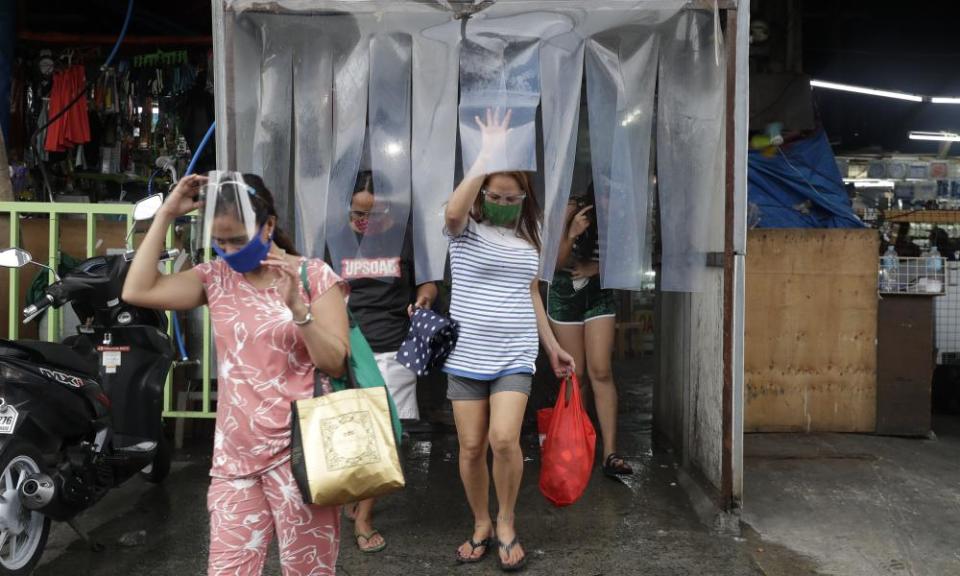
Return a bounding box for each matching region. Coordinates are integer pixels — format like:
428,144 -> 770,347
14,339 -> 99,377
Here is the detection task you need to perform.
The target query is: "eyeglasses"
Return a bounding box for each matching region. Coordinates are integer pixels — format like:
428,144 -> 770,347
350,208 -> 390,219
482,189 -> 527,205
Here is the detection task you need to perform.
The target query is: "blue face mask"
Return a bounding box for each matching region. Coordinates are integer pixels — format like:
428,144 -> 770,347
212,225 -> 272,273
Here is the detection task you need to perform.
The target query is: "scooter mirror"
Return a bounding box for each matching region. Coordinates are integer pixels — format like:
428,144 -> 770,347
133,193 -> 164,222
0,248 -> 32,268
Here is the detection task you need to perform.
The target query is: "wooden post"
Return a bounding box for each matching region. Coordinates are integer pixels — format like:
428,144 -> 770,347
722,6 -> 739,512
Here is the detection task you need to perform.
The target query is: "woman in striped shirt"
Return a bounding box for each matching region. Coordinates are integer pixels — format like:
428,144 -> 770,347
445,109 -> 575,572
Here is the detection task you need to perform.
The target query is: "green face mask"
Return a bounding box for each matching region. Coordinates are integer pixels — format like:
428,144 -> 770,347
483,201 -> 522,227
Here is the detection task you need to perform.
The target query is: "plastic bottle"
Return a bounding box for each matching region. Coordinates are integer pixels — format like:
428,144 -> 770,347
927,245 -> 943,276
881,245 -> 899,291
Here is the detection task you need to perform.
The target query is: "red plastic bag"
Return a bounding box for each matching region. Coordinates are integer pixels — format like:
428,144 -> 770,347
537,407 -> 553,449
538,375 -> 596,507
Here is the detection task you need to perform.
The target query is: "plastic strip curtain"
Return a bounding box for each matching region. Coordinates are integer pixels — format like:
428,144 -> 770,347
411,20 -> 460,284
324,26 -> 371,268
537,27 -> 583,282
353,34 -> 413,270
657,10 -> 725,292
248,15 -> 295,236
585,30 -> 659,291
291,23 -> 336,259
458,19 -> 541,175
228,11 -> 367,260
221,1 -> 713,289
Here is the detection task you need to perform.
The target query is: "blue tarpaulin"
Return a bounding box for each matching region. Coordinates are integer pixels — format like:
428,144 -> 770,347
748,130 -> 864,229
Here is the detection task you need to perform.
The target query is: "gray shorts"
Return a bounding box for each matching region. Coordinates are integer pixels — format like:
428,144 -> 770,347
447,373 -> 533,401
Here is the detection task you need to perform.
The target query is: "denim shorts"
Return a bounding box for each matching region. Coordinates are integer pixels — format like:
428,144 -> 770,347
447,373 -> 533,401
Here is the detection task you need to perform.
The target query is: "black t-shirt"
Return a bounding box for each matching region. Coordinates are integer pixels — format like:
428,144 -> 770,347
338,230 -> 416,354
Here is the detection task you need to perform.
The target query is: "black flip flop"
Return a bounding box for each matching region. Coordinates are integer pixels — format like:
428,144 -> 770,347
456,536 -> 491,564
603,453 -> 634,477
498,537 -> 527,572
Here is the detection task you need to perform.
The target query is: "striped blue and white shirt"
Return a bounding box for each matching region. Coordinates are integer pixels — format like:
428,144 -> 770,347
444,219 -> 540,380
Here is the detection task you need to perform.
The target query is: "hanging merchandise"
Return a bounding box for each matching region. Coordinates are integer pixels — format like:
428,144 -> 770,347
44,65 -> 92,153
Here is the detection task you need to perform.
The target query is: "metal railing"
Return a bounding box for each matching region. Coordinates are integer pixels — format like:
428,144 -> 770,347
0,201 -> 214,419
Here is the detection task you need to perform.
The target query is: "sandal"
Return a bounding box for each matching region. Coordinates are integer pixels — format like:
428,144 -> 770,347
497,537 -> 527,572
355,530 -> 387,554
603,453 -> 634,477
455,536 -> 492,564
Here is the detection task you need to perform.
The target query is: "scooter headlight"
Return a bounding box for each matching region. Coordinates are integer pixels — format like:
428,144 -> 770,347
0,363 -> 48,387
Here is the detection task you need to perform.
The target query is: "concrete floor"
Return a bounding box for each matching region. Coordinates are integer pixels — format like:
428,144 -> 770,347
33,363 -> 767,576
743,415 -> 960,576
31,360 -> 960,575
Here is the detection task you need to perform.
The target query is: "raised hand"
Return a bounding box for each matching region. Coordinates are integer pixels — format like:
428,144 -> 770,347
570,260 -> 599,280
260,254 -> 308,317
567,205 -> 593,240
159,174 -> 207,218
474,107 -> 513,155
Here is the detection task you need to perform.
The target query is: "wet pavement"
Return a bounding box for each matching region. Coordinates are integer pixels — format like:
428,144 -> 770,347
33,362 -> 774,575
743,415 -> 960,576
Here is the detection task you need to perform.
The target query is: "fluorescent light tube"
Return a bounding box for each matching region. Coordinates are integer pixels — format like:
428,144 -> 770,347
809,80 -> 923,102
908,131 -> 960,142
843,179 -> 896,188
932,96 -> 960,104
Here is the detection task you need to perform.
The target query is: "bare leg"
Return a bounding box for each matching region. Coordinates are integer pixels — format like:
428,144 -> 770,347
352,498 -> 384,551
585,316 -> 619,459
488,391 -> 528,567
452,399 -> 493,560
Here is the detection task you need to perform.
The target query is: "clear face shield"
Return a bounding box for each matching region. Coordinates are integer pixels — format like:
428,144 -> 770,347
199,171 -> 270,273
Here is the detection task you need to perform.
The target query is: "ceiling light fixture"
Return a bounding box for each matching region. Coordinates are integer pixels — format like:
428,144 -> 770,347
908,131 -> 960,142
809,80 -> 923,103
843,179 -> 896,188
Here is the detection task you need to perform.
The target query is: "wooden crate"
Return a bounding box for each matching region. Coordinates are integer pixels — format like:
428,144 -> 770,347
745,229 -> 878,432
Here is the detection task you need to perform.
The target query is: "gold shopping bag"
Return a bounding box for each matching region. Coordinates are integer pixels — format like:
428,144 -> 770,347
291,386 -> 405,506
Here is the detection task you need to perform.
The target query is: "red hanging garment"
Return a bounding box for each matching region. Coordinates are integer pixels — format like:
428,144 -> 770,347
44,66 -> 92,152
44,69 -> 65,152
538,374 -> 596,507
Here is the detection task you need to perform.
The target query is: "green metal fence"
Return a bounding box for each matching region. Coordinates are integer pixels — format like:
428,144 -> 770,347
0,201 -> 215,419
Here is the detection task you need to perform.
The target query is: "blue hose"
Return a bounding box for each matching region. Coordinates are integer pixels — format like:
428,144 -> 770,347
185,121 -> 216,177
172,307 -> 188,362
103,0 -> 134,70
169,120 -> 215,362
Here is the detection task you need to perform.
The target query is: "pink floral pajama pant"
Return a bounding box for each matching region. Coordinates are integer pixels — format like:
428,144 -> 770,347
207,462 -> 340,575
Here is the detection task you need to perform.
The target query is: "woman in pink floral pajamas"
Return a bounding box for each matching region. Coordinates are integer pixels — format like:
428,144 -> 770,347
124,173 -> 349,575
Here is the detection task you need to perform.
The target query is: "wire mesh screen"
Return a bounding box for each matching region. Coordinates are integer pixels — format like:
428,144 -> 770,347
936,261 -> 960,364
879,256 -> 945,295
